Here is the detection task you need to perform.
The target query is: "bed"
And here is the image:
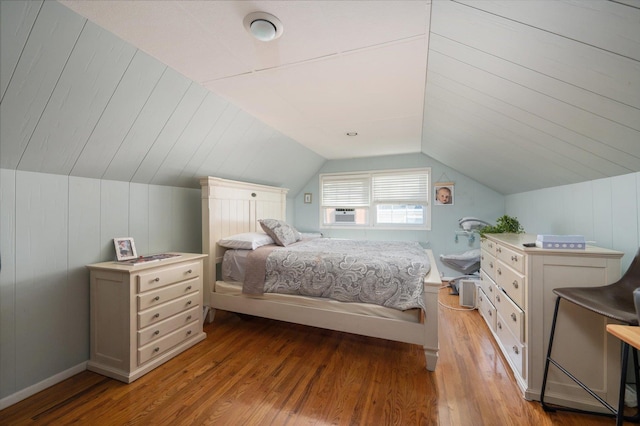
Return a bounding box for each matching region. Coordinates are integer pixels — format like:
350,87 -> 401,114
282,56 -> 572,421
200,176 -> 441,371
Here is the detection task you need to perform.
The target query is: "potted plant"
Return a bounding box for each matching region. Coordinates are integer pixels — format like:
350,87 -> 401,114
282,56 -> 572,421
480,215 -> 524,236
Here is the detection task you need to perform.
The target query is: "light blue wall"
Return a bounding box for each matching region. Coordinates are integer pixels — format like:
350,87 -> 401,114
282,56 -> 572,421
506,171 -> 640,271
0,169 -> 201,403
291,153 -> 506,277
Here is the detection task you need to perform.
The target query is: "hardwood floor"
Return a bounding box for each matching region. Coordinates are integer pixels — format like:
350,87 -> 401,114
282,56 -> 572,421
1,288 -> 629,425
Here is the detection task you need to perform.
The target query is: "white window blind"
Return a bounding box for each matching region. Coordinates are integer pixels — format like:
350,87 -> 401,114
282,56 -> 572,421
319,168 -> 431,230
321,175 -> 370,207
372,172 -> 428,204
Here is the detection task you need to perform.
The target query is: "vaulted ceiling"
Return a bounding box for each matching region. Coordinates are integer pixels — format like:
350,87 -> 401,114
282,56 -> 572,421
1,1 -> 639,195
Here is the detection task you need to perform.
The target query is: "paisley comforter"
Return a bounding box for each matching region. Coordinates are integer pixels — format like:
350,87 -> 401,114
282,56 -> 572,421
243,238 -> 430,311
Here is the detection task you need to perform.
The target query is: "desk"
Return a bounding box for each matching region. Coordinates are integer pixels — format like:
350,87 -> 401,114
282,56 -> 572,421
607,324 -> 640,426
607,325 -> 640,350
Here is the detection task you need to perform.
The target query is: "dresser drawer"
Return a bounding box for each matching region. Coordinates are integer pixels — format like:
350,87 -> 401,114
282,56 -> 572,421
495,244 -> 524,274
138,321 -> 201,365
495,260 -> 525,309
481,250 -> 496,282
138,277 -> 199,310
495,287 -> 524,342
477,288 -> 496,331
137,306 -> 200,346
481,238 -> 497,256
496,312 -> 526,379
138,293 -> 200,329
479,270 -> 496,305
137,261 -> 201,292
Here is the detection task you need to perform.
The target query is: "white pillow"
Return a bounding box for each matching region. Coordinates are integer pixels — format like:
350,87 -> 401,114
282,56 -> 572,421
218,232 -> 274,250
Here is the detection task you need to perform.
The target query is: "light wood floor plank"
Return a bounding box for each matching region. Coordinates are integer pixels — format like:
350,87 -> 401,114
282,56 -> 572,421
0,288 -> 628,425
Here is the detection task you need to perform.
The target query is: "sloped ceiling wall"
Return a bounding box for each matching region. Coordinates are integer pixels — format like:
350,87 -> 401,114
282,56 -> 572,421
1,1 -> 639,196
0,0 -> 325,195
423,0 -> 640,194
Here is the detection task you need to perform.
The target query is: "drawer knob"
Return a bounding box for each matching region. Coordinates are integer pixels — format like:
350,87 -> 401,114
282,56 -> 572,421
186,300 -> 192,306
187,269 -> 193,274
511,313 -> 517,322
497,268 -> 502,275
496,295 -> 501,303
513,346 -> 519,355
489,311 -> 492,316
489,262 -> 493,268
187,315 -> 192,321
186,286 -> 192,291
153,296 -> 160,301
481,255 -> 484,261
154,347 -> 160,353
511,255 -> 518,262
489,286 -> 492,293
153,313 -> 160,319
498,322 -> 502,330
497,247 -> 502,253
187,330 -> 192,336
153,330 -> 160,336
154,277 -> 160,282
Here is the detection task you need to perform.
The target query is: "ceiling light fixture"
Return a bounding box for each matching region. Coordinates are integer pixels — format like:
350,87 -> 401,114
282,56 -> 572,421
243,12 -> 283,42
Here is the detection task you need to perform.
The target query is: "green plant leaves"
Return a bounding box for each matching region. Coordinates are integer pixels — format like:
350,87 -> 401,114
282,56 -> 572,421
479,215 -> 524,235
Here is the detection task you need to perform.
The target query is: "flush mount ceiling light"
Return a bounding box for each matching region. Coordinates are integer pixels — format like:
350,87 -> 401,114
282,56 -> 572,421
243,12 -> 283,42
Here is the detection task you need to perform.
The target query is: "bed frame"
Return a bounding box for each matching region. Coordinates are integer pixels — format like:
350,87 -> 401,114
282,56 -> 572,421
200,176 -> 441,370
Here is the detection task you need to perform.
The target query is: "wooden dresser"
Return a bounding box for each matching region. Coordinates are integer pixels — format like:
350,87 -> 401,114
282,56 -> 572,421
478,233 -> 623,411
87,253 -> 207,383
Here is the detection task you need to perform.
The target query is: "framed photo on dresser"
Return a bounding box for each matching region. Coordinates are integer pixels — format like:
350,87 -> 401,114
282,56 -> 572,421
114,237 -> 137,261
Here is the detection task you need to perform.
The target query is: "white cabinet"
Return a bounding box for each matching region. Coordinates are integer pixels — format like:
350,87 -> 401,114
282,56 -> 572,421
87,253 -> 207,383
478,234 -> 623,412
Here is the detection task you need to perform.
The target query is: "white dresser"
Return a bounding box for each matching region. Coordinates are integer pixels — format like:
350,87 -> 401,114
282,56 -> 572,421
87,253 -> 207,383
478,233 -> 624,411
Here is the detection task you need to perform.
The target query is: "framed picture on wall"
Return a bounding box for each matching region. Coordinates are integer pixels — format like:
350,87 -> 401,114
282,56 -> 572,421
434,183 -> 454,205
114,237 -> 137,261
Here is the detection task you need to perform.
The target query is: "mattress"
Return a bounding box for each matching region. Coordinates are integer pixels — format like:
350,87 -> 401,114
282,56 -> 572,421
219,246 -> 423,322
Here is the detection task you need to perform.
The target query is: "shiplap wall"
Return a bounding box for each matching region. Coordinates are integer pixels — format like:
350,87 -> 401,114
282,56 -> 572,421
0,0 -> 325,194
0,168 -> 201,406
506,171 -> 640,271
422,0 -> 640,195
292,152 -> 506,277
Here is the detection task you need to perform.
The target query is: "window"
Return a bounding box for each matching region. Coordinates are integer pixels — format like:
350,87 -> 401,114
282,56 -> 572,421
320,168 -> 430,230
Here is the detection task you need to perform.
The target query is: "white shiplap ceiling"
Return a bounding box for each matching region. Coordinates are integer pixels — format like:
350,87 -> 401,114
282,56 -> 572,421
59,0 -> 430,160
7,0 -> 640,195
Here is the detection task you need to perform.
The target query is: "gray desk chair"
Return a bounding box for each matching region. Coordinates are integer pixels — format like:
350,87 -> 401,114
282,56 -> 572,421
540,248 -> 640,425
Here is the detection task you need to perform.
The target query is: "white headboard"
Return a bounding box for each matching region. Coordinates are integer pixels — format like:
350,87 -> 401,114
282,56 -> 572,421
200,176 -> 289,287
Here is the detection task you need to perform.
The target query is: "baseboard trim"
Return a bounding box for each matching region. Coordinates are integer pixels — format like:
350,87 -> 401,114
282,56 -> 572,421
0,362 -> 87,410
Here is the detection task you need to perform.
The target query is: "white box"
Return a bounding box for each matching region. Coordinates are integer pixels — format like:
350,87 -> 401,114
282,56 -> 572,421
535,234 -> 585,250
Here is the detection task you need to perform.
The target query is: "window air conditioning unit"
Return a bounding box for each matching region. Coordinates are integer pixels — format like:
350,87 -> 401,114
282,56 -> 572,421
334,208 -> 356,223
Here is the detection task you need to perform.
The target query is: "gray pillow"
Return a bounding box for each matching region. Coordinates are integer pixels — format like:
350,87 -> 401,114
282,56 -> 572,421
259,219 -> 301,246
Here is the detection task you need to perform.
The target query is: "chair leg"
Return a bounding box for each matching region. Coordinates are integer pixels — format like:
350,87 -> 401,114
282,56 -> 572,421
622,347 -> 640,424
540,296 -> 561,412
635,348 -> 640,417
540,297 -> 623,419
617,342 -> 630,426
